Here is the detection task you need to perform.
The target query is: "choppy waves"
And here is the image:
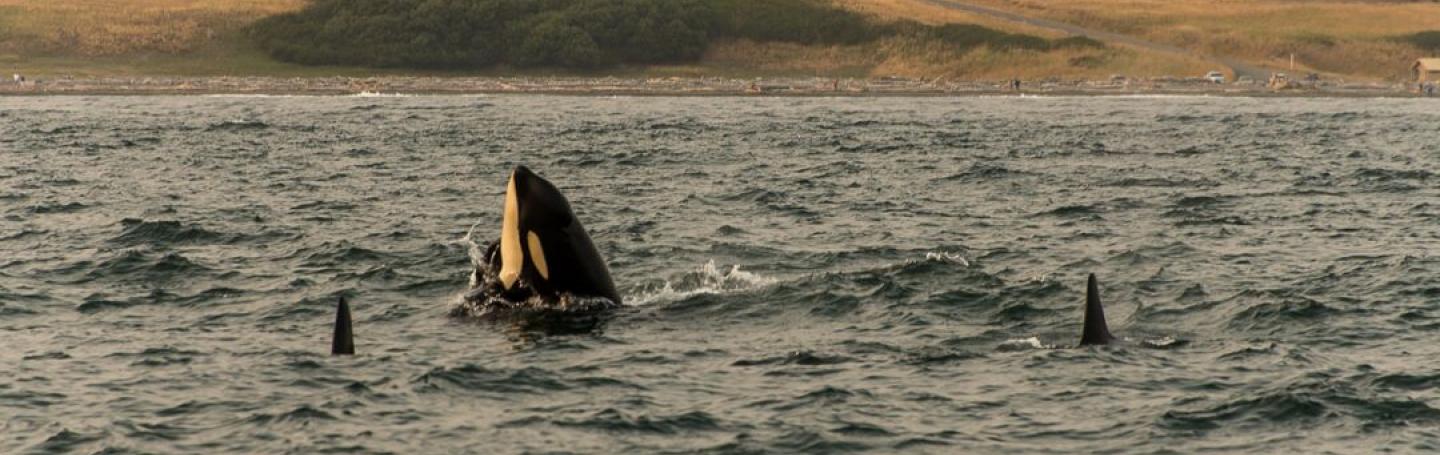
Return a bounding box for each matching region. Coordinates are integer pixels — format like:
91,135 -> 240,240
628,260 -> 778,306
2,96 -> 1439,453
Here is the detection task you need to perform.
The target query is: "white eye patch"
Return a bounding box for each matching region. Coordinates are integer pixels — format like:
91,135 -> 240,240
527,231 -> 550,280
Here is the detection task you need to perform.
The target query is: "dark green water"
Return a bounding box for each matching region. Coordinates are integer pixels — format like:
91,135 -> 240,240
2,95 -> 1439,453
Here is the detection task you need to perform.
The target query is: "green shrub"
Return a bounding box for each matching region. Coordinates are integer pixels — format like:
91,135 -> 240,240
709,0 -> 882,45
249,0 -> 1099,69
1405,31 -> 1440,53
923,23 -> 1049,51
513,17 -> 604,67
1052,35 -> 1104,50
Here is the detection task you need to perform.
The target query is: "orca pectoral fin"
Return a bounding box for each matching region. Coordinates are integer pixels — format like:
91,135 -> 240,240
332,297 -> 355,355
1079,273 -> 1116,346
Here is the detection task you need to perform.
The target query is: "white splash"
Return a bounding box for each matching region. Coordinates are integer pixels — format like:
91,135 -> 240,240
202,94 -> 298,98
1143,336 -> 1180,348
998,337 -> 1048,351
458,221 -> 488,288
924,251 -> 970,267
627,260 -> 777,306
351,91 -> 414,98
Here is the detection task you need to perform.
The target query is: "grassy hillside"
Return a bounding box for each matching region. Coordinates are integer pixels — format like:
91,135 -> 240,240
0,0 -> 332,77
245,0 -> 1116,77
0,0 -> 1127,80
0,0 -> 303,55
826,0 -> 1213,79
952,0 -> 1440,80
3,0 -> 1422,81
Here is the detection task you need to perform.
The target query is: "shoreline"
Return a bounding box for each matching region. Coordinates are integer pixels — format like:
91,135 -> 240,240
0,75 -> 1429,98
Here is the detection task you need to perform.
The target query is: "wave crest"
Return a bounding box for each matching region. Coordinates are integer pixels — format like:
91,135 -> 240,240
628,260 -> 776,306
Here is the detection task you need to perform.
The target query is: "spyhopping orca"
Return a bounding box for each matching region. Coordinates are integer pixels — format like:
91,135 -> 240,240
455,166 -> 622,324
332,297 -> 354,355
1079,273 -> 1116,346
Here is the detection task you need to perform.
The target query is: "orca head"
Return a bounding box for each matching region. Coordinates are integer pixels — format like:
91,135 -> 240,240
1079,273 -> 1116,346
498,166 -> 621,303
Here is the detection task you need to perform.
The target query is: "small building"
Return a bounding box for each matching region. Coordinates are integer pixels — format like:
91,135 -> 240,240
1415,58 -> 1440,82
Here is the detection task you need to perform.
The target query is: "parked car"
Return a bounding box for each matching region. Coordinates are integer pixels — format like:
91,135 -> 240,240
1204,71 -> 1226,84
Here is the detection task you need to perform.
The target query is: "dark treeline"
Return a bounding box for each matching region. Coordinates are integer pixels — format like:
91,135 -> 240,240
249,0 -> 1102,69
1406,31 -> 1440,54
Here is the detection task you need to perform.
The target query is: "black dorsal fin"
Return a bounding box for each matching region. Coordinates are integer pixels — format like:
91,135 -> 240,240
332,297 -> 354,355
1080,273 -> 1116,346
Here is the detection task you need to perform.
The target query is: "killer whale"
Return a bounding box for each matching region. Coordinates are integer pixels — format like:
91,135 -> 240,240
454,165 -> 622,322
497,165 -> 620,303
1079,273 -> 1116,346
332,296 -> 354,355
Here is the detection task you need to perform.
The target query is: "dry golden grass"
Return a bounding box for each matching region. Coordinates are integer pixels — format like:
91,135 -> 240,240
703,40 -> 882,76
833,0 -> 1214,79
870,36 -> 1210,79
835,0 -> 1063,37
704,36 -> 1211,80
595,0 -> 1218,80
956,0 -> 1440,79
0,0 -> 304,56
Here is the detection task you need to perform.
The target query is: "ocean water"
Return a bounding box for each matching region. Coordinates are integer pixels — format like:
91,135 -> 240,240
2,95 -> 1439,454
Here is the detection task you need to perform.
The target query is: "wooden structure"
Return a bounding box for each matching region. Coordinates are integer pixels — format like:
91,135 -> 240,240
1415,59 -> 1440,83
1267,73 -> 1295,90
